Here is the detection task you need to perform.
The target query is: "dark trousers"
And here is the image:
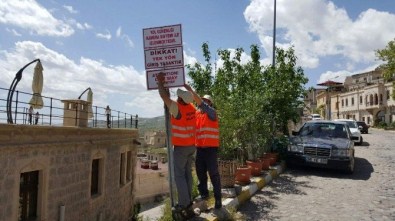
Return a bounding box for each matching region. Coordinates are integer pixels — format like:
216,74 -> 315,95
195,147 -> 221,201
106,114 -> 110,128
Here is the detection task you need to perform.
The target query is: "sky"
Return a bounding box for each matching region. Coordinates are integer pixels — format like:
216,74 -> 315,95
1,0 -> 395,118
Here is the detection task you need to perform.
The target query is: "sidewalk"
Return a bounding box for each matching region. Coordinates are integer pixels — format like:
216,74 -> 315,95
138,161 -> 285,221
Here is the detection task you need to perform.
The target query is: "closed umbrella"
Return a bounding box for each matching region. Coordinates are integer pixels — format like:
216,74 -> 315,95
29,61 -> 44,109
87,89 -> 93,118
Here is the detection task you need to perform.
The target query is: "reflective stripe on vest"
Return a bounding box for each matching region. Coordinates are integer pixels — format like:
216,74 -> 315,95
171,103 -> 196,146
195,111 -> 219,147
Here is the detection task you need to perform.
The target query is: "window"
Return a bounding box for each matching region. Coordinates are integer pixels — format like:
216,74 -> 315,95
91,159 -> 102,196
120,153 -> 126,185
387,90 -> 390,100
360,96 -> 363,104
19,171 -> 39,221
351,97 -> 354,106
342,99 -> 344,107
345,99 -> 348,106
126,151 -> 132,181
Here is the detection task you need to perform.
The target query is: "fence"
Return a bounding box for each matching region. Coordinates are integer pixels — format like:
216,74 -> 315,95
0,87 -> 138,128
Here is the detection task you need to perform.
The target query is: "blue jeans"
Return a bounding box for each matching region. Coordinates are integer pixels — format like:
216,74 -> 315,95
173,146 -> 196,207
195,147 -> 221,202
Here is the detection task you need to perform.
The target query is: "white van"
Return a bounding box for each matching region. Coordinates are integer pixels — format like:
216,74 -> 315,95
310,114 -> 322,120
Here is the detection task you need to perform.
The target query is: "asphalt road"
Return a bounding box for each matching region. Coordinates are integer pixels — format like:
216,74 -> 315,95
237,128 -> 395,221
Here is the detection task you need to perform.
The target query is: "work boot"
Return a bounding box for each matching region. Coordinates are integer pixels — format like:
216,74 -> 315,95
214,200 -> 222,209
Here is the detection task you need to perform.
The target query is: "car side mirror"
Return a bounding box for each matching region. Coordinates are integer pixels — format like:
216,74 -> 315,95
351,136 -> 359,141
292,130 -> 299,136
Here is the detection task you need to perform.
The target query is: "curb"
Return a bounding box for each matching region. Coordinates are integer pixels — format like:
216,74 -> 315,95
200,161 -> 286,220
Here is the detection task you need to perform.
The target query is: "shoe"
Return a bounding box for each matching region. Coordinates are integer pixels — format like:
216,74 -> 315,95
196,195 -> 209,200
172,204 -> 196,220
215,200 -> 222,209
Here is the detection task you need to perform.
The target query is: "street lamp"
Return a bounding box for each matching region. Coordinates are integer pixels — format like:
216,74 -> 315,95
6,59 -> 41,124
78,87 -> 93,118
272,0 -> 277,67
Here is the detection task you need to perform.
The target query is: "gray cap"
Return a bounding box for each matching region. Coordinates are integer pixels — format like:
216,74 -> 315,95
176,89 -> 193,104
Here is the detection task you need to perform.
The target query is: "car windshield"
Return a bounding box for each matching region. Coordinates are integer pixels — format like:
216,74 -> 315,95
344,121 -> 357,128
300,123 -> 348,139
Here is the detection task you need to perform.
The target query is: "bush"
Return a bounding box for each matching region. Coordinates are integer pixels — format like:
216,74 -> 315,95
377,122 -> 388,128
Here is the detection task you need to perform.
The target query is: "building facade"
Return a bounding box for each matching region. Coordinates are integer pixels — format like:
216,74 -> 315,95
0,100 -> 139,221
334,69 -> 395,125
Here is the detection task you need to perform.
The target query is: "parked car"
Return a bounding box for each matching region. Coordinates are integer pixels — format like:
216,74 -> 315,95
356,121 -> 369,134
333,119 -> 363,145
310,114 -> 322,120
287,120 -> 357,174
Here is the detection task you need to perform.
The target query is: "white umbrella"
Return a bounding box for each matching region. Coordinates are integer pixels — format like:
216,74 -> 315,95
87,88 -> 93,118
29,61 -> 44,109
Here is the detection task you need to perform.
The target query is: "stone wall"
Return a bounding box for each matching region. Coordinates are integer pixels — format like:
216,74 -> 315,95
0,124 -> 138,221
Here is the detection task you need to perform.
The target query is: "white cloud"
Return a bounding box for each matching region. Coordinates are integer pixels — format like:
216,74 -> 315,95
6,28 -> 21,36
116,26 -> 134,48
0,0 -> 74,36
76,22 -> 92,30
63,5 -> 78,14
244,0 -> 395,70
96,30 -> 111,40
116,26 -> 122,37
0,41 -> 165,117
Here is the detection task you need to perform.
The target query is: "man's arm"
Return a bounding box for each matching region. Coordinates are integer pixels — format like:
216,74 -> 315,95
184,83 -> 216,121
157,73 -> 179,117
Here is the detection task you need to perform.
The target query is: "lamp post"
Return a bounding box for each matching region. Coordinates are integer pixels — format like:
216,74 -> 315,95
272,0 -> 277,67
7,59 -> 41,124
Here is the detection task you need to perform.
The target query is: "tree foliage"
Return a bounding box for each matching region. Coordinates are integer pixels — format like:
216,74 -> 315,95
376,38 -> 395,80
376,38 -> 395,99
186,43 -> 308,161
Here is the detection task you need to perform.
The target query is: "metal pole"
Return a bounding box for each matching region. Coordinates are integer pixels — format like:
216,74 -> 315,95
272,0 -> 277,67
164,89 -> 176,207
50,98 -> 53,126
14,91 -> 19,123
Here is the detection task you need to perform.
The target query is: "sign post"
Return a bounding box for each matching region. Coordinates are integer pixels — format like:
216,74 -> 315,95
143,24 -> 185,208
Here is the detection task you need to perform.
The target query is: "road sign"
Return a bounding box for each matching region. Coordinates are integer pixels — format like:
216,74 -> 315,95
146,67 -> 185,90
144,46 -> 184,69
143,24 -> 182,49
143,24 -> 184,90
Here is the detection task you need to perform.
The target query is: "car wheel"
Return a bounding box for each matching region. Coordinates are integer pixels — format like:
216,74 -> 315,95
345,156 -> 355,174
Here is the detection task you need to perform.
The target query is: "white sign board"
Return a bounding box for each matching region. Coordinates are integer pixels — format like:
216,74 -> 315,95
143,24 -> 182,49
143,24 -> 184,90
144,46 -> 184,69
146,67 -> 185,90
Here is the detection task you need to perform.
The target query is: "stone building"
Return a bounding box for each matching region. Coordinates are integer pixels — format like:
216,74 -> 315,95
0,100 -> 139,221
309,68 -> 395,125
143,131 -> 166,148
333,69 -> 395,125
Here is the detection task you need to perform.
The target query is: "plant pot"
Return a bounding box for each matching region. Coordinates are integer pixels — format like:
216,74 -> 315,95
235,165 -> 251,185
262,152 -> 279,164
218,160 -> 239,188
258,158 -> 271,170
246,160 -> 263,176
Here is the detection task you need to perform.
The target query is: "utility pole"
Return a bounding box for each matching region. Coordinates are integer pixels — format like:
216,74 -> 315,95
272,0 -> 277,67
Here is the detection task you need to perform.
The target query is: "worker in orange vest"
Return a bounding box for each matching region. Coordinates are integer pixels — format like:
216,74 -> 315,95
157,73 -> 196,218
185,84 -> 222,209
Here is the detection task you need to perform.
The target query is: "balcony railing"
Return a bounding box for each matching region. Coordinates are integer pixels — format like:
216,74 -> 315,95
0,87 -> 138,128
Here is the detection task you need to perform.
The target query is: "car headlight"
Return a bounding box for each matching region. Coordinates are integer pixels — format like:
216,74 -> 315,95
288,144 -> 303,153
332,149 -> 349,157
352,131 -> 361,136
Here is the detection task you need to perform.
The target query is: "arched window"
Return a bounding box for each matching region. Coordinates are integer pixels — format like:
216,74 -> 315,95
369,94 -> 374,105
387,90 -> 390,100
375,94 -> 378,105
351,97 -> 354,106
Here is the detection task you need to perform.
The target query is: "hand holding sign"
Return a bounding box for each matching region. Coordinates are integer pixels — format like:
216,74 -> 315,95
157,72 -> 166,85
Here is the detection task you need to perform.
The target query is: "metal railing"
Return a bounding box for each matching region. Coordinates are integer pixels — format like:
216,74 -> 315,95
0,87 -> 138,128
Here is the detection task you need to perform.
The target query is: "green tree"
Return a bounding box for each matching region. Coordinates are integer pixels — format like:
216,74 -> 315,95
186,43 -> 307,161
376,38 -> 395,99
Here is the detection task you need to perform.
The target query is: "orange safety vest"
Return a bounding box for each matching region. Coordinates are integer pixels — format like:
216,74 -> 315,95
171,103 -> 196,146
195,110 -> 219,147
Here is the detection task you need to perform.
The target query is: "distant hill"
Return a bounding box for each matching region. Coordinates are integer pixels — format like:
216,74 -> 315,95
138,116 -> 166,136
88,115 -> 166,137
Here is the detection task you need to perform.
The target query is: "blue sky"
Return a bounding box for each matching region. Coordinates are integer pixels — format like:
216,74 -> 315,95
1,0 -> 395,118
